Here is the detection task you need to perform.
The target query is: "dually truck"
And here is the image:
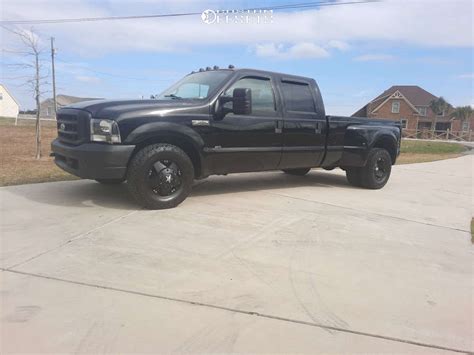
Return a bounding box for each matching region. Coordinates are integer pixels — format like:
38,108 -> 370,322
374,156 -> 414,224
51,66 -> 401,209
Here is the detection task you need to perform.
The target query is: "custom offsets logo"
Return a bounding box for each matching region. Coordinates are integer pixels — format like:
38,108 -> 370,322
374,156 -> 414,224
201,9 -> 273,25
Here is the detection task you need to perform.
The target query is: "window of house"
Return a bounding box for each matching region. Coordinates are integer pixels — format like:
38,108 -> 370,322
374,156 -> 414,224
224,77 -> 276,114
416,106 -> 427,116
391,101 -> 400,113
401,119 -> 408,129
437,110 -> 444,116
0,93 -> 3,100
280,81 -> 315,112
46,106 -> 52,116
435,122 -> 450,131
417,122 -> 431,130
462,121 -> 469,131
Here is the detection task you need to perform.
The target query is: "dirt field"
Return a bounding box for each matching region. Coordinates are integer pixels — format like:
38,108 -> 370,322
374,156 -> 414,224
0,118 -> 469,186
0,118 -> 77,186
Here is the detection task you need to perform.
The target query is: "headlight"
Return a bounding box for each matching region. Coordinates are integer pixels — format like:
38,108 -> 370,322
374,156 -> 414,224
90,118 -> 121,143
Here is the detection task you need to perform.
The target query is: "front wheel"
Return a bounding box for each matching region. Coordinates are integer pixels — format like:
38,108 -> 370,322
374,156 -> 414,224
282,168 -> 311,176
127,144 -> 194,209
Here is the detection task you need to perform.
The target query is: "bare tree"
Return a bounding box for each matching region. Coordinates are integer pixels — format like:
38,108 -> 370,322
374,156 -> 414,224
2,26 -> 48,159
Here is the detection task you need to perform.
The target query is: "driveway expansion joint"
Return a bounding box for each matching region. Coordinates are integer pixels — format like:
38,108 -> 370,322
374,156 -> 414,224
267,191 -> 470,233
2,268 -> 471,355
3,209 -> 141,270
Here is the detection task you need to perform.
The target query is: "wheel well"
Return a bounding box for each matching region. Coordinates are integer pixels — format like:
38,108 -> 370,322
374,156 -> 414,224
131,135 -> 202,178
373,136 -> 397,164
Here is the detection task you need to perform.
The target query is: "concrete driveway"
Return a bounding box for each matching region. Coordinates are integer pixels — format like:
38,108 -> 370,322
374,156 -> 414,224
1,155 -> 473,354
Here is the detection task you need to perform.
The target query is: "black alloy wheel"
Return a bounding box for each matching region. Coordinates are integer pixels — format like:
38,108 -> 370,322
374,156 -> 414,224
148,159 -> 183,198
374,156 -> 390,183
127,144 -> 194,209
358,148 -> 392,189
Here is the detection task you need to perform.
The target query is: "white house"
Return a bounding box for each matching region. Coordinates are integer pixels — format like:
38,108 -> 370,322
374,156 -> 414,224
0,84 -> 20,119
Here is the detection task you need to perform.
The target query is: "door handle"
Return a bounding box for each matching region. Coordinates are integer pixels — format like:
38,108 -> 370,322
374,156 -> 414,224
275,120 -> 283,134
315,122 -> 323,134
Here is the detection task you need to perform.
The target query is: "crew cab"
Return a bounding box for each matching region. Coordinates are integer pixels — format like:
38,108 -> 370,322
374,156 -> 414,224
51,66 -> 401,209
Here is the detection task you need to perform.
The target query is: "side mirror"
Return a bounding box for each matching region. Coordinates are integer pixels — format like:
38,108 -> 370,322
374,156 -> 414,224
232,88 -> 252,115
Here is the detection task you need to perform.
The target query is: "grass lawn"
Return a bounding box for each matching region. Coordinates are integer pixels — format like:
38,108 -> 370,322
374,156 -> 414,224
397,140 -> 467,164
0,117 -> 470,186
0,117 -> 77,186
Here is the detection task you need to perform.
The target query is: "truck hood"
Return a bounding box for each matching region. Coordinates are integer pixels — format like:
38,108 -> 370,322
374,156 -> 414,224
65,99 -> 205,120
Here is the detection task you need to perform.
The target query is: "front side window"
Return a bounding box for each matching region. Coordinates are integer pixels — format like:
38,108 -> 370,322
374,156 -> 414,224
462,121 -> 469,131
392,101 -> 400,114
401,119 -> 408,129
158,71 -> 231,100
281,81 -> 315,113
224,77 -> 276,113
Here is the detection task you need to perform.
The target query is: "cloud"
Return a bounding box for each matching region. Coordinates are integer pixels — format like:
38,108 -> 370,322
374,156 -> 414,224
255,42 -> 329,60
457,73 -> 474,79
354,54 -> 396,62
1,0 -> 472,56
327,40 -> 350,51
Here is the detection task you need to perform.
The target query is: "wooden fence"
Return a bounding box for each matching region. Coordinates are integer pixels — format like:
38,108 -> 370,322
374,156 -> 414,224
403,129 -> 472,141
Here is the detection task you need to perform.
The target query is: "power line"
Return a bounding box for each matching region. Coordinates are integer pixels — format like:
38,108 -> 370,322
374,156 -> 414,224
0,1 -> 380,25
55,58 -> 175,82
0,12 -> 200,25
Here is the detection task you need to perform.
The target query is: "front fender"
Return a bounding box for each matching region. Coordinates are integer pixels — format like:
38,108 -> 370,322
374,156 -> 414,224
124,121 -> 204,149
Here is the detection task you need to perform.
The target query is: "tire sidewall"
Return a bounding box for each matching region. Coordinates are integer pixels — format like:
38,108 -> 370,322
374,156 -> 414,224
127,144 -> 194,209
361,148 -> 392,189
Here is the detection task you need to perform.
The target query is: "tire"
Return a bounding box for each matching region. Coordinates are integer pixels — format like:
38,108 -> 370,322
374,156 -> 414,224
359,148 -> 392,189
127,144 -> 194,209
282,168 -> 311,176
345,168 -> 362,187
95,178 -> 125,184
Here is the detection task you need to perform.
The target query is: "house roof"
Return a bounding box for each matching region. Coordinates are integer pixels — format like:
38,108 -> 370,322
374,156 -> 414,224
352,85 -> 439,117
42,94 -> 101,106
372,86 -> 438,106
0,84 -> 20,107
56,95 -> 100,106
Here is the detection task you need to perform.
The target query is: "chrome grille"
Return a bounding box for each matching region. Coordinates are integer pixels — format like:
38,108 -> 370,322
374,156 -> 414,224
56,110 -> 89,145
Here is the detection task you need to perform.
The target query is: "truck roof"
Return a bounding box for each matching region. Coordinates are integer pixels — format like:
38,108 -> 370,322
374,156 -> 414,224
191,67 -> 314,82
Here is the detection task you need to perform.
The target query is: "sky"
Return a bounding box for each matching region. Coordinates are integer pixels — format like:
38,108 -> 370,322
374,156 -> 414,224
1,0 -> 473,115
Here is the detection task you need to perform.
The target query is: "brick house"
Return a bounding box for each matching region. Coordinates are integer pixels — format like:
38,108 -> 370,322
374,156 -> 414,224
352,86 -> 472,134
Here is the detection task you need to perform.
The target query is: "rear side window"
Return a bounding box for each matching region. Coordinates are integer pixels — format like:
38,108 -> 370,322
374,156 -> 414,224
281,81 -> 315,113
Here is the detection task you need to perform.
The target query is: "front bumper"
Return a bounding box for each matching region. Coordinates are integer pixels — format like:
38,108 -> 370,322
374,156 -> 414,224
51,139 -> 135,180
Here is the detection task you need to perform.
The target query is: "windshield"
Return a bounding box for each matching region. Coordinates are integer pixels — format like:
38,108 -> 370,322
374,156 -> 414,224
157,71 -> 231,100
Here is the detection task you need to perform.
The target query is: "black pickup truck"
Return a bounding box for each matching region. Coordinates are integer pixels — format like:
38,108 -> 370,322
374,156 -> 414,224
52,66 -> 401,209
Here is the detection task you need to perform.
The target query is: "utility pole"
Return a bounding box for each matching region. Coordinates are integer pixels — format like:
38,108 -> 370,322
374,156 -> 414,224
50,37 -> 57,118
